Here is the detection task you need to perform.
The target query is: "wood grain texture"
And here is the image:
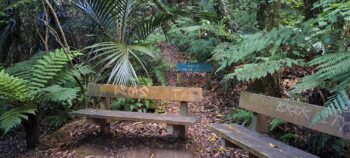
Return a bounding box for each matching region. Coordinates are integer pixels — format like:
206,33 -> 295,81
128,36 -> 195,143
87,83 -> 203,102
70,109 -> 198,126
255,114 -> 269,134
208,124 -> 319,158
239,92 -> 350,140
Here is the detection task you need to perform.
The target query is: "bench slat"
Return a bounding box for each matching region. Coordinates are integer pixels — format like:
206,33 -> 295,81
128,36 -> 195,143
239,92 -> 350,140
208,124 -> 319,158
87,83 -> 203,102
70,109 -> 198,126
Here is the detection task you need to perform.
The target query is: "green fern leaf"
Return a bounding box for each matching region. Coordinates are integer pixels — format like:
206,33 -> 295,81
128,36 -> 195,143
30,49 -> 81,89
0,106 -> 36,134
0,70 -> 31,102
312,90 -> 350,124
38,85 -> 80,106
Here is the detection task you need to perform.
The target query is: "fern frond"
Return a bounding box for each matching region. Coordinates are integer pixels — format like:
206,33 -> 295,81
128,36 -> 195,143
232,109 -> 253,126
30,49 -> 81,89
224,60 -> 283,82
6,60 -> 35,80
270,118 -> 287,131
152,63 -> 171,86
0,70 -> 31,102
213,27 -> 307,72
38,85 -> 80,106
0,106 -> 36,134
53,64 -> 94,85
312,90 -> 350,124
291,75 -> 323,93
292,51 -> 350,93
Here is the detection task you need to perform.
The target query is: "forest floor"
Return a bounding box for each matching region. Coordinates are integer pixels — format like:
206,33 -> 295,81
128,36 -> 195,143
1,43 -> 248,158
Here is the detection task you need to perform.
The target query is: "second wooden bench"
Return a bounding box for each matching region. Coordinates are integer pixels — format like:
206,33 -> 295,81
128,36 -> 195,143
209,92 -> 350,158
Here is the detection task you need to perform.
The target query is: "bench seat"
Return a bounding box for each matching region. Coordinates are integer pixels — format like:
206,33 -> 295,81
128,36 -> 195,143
71,109 -> 199,126
208,123 -> 319,158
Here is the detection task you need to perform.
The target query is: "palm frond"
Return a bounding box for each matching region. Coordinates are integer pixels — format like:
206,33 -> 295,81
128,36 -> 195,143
88,42 -> 155,85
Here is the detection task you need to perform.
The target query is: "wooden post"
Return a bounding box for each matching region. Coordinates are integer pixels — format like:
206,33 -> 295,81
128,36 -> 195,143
180,101 -> 188,115
176,73 -> 182,86
103,97 -> 111,110
167,101 -> 189,139
86,118 -> 110,134
205,72 -> 212,90
220,138 -> 238,148
91,97 -> 111,134
255,114 -> 269,134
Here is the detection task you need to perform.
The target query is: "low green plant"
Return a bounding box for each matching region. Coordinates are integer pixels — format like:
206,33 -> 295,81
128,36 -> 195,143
231,109 -> 253,126
269,118 -> 287,131
305,133 -> 349,157
278,133 -> 297,144
111,77 -> 157,112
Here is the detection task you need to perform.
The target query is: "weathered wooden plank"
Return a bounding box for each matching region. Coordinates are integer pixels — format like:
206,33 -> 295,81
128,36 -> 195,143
208,124 -> 319,158
176,63 -> 212,73
87,84 -> 203,102
239,92 -> 350,140
70,109 -> 198,126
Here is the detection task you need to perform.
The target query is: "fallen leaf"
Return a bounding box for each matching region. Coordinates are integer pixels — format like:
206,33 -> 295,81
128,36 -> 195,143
269,143 -> 278,148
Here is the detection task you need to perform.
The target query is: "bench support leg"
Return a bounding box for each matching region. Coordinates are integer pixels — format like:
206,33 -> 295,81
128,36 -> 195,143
220,138 -> 239,148
180,101 -> 188,115
249,153 -> 259,158
167,124 -> 187,139
255,114 -> 269,134
86,118 -> 110,134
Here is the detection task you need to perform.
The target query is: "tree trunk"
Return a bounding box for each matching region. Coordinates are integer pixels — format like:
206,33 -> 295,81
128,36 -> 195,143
303,0 -> 319,20
23,114 -> 39,149
257,0 -> 280,30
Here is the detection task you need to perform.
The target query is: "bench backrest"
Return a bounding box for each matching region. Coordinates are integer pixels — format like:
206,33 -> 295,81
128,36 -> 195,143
176,63 -> 212,73
239,92 -> 350,140
87,83 -> 203,102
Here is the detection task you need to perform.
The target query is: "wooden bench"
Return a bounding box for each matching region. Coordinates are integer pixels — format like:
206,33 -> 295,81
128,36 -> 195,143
70,83 -> 203,138
209,92 -> 350,158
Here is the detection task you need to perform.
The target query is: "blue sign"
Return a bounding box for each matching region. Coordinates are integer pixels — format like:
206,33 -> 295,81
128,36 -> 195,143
176,63 -> 212,72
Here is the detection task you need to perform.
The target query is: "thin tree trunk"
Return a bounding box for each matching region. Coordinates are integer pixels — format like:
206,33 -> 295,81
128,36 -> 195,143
257,0 -> 280,30
23,114 -> 39,149
44,0 -> 69,49
303,0 -> 319,20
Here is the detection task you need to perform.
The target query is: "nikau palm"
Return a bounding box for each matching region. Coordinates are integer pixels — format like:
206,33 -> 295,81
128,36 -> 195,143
75,0 -> 172,85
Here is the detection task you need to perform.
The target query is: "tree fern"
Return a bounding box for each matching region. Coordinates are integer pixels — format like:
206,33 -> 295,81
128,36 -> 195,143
0,106 -> 36,134
0,49 -> 82,134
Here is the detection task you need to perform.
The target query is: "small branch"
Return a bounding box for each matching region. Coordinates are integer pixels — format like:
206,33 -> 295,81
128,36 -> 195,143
44,0 -> 69,50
